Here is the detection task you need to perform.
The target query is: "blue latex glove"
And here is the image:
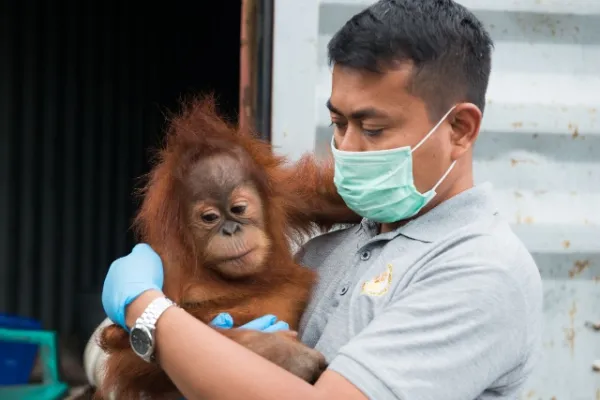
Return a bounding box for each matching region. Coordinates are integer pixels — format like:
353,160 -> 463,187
210,313 -> 290,332
102,243 -> 290,333
102,243 -> 165,329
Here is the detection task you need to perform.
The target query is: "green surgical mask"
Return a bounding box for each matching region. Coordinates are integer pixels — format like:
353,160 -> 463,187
331,106 -> 457,223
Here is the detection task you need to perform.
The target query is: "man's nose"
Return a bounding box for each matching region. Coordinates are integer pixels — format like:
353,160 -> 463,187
335,129 -> 364,152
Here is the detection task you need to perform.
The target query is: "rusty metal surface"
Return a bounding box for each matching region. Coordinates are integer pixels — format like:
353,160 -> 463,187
239,0 -> 256,133
271,0 -> 600,398
239,0 -> 273,139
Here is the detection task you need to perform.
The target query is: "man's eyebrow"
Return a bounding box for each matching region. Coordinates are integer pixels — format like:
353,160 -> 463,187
326,99 -> 390,120
326,99 -> 343,115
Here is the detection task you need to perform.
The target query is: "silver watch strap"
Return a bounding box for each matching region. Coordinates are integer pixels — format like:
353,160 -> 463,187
136,296 -> 177,328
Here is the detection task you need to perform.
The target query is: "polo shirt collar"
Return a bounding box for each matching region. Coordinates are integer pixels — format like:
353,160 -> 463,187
358,182 -> 497,243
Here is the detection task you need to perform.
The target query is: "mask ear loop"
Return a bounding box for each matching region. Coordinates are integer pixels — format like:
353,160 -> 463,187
431,160 -> 457,192
411,105 -> 458,192
411,106 -> 457,153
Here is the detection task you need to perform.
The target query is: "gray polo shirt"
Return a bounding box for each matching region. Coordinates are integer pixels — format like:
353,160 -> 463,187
297,182 -> 542,400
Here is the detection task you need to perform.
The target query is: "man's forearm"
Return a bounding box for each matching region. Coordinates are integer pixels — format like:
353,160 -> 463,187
126,291 -> 325,400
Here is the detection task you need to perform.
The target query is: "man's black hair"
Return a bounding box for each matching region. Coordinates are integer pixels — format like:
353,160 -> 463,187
328,0 -> 494,119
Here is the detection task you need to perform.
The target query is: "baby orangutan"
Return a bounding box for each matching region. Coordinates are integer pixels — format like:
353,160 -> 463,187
98,97 -> 359,399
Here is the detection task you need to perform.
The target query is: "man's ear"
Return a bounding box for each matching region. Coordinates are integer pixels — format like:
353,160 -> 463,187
449,103 -> 482,160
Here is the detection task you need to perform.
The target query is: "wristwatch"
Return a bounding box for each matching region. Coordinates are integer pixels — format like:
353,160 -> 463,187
129,296 -> 177,363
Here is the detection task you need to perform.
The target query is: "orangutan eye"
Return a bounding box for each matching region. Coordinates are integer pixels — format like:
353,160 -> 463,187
230,204 -> 247,215
201,213 -> 219,223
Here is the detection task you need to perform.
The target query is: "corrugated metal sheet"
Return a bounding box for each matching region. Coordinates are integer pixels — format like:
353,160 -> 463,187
271,0 -> 600,398
0,1 -> 159,335
0,1 -> 241,343
0,1 -> 242,343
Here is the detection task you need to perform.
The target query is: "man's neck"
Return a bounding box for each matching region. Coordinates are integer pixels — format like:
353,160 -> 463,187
380,219 -> 409,234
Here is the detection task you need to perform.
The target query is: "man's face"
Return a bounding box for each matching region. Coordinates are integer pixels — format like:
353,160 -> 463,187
328,63 -> 477,196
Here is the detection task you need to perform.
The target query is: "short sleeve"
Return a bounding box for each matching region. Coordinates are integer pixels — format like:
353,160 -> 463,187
327,258 -> 529,400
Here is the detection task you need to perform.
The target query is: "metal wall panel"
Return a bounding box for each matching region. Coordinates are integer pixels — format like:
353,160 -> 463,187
271,0 -> 600,398
0,1 -> 159,336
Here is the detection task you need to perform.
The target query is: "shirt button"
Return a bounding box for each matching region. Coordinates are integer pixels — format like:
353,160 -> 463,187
340,286 -> 349,296
360,250 -> 371,261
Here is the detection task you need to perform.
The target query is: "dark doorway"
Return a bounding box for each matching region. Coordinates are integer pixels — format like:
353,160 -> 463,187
0,0 -> 241,345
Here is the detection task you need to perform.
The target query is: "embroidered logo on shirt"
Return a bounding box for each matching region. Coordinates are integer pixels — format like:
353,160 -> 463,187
360,264 -> 393,296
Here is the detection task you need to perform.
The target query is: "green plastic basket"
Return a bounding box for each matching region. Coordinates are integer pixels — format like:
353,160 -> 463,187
0,327 -> 69,400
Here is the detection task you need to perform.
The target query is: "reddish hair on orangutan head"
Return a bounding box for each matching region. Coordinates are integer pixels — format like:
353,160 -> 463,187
97,94 -> 357,399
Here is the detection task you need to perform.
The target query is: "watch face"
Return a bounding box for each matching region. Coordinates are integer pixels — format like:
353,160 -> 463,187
130,326 -> 152,356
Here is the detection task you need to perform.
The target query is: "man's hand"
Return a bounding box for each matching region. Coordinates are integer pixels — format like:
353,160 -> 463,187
102,242 -> 290,334
102,243 -> 165,329
210,313 -> 290,333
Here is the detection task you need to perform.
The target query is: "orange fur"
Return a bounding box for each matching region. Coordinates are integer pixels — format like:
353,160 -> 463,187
97,95 -> 358,399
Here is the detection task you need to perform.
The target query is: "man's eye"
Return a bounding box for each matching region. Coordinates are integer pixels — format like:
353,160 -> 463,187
363,129 -> 383,137
329,121 -> 346,129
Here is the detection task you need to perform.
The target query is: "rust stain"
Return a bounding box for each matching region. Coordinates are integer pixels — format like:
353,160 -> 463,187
510,158 -> 538,166
525,390 -> 535,399
564,301 -> 577,357
590,108 -> 597,114
593,276 -> 600,283
562,240 -> 571,249
596,389 -> 600,400
569,260 -> 590,278
238,0 -> 258,134
569,122 -> 580,138
524,216 -> 534,224
512,122 -> 523,128
586,321 -> 600,331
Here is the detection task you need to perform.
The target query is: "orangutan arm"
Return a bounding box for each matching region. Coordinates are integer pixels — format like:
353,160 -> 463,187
124,290 -> 367,400
277,154 -> 361,229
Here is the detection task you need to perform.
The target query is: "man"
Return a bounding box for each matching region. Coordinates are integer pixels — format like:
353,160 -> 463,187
99,1 -> 543,399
